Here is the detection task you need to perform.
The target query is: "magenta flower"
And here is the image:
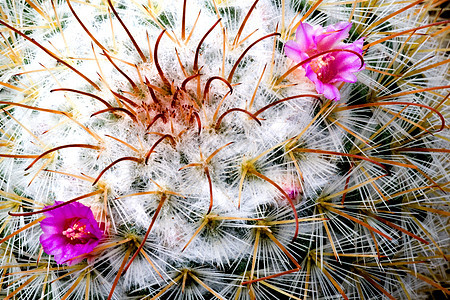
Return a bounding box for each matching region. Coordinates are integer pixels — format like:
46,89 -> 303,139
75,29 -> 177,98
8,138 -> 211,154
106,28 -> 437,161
285,22 -> 365,101
39,201 -> 103,265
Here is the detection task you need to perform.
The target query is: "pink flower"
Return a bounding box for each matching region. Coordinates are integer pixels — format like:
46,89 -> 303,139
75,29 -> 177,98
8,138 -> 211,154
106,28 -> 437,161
39,201 -> 103,265
285,22 -> 365,101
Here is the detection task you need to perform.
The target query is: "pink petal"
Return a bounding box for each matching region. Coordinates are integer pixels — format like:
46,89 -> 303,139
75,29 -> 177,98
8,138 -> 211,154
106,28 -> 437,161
322,83 -> 341,101
295,22 -> 319,53
285,41 -> 306,62
317,22 -> 351,50
40,219 -> 63,235
304,66 -> 324,93
40,235 -> 65,252
329,73 -> 358,84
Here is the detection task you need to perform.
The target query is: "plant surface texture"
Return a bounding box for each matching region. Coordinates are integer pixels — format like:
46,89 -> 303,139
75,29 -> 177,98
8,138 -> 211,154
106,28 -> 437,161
0,0 -> 449,299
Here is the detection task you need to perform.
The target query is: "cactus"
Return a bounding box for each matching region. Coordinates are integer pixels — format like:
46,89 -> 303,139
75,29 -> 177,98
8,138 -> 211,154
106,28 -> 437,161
0,0 -> 448,299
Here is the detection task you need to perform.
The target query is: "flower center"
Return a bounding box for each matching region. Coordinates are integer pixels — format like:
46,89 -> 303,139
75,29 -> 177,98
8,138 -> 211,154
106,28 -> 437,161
63,220 -> 93,243
310,54 -> 335,81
